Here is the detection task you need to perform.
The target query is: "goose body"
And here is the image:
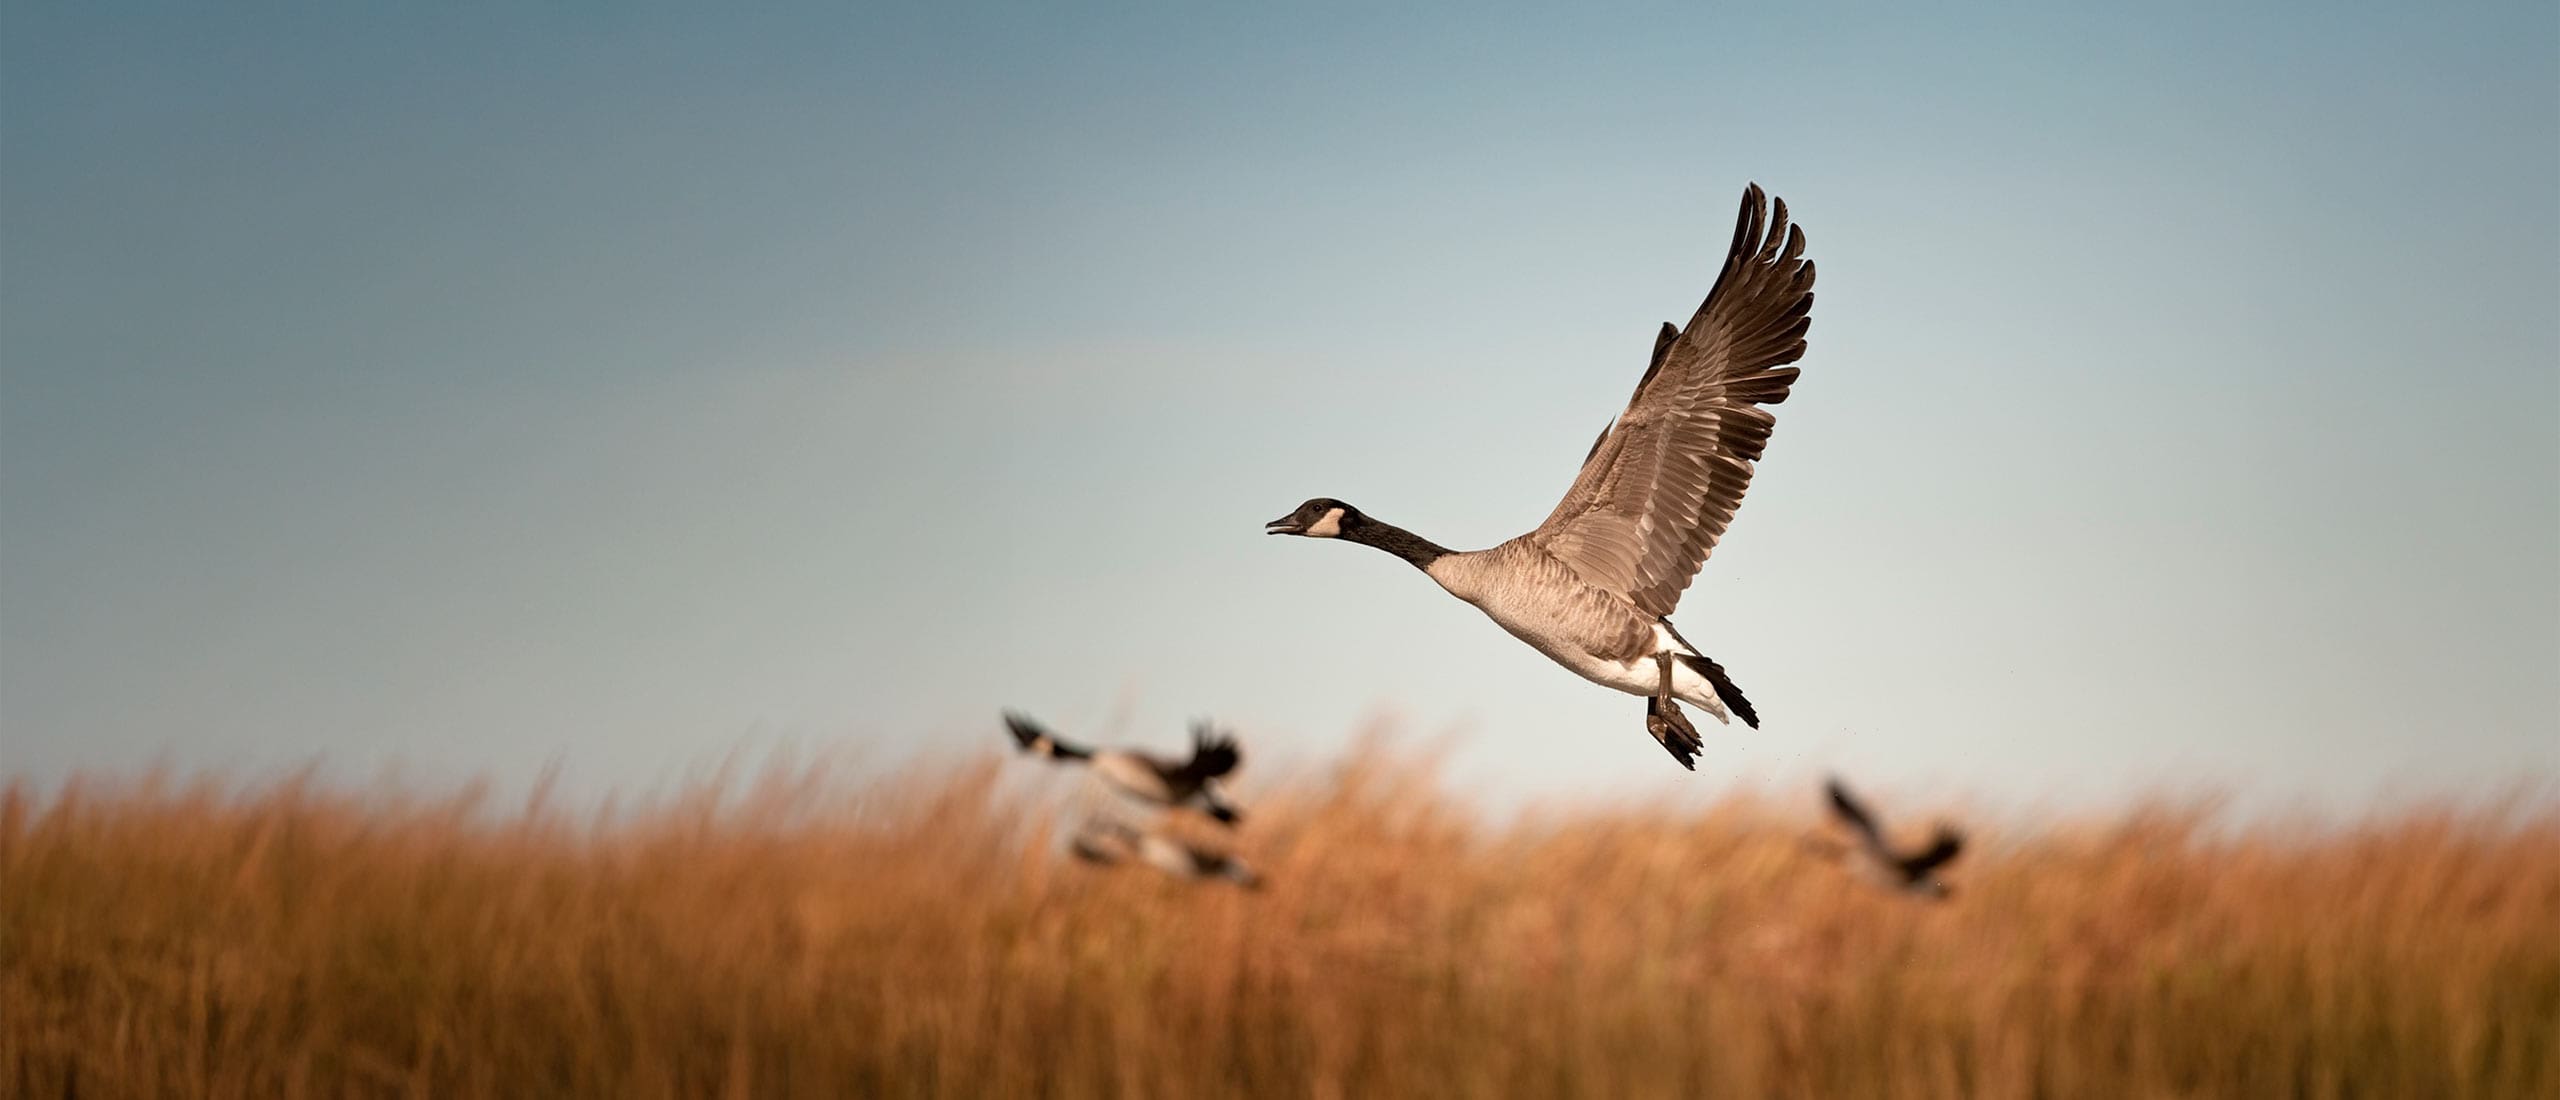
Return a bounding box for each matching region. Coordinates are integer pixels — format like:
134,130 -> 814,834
1070,817 -> 1261,889
1424,541 -> 1743,724
1003,712 -> 1245,825
1269,184 -> 1812,768
1820,777 -> 1965,899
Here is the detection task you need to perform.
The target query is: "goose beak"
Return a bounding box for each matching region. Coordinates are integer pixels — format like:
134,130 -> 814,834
1264,515 -> 1303,535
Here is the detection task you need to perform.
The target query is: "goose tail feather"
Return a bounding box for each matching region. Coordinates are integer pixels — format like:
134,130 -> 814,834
1676,653 -> 1759,729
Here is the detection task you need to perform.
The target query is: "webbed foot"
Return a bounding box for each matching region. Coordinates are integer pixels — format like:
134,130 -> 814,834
1646,696 -> 1702,770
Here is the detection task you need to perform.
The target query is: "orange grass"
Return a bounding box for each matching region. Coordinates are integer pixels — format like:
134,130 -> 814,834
5,747 -> 2557,1099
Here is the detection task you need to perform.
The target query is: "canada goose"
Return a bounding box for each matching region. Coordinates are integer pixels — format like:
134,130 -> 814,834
1002,711 -> 1246,825
1818,776 -> 1964,899
1068,817 -> 1262,889
1267,184 -> 1814,768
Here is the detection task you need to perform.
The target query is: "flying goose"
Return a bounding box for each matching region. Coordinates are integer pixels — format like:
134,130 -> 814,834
1818,776 -> 1964,899
1267,184 -> 1814,768
1002,711 -> 1246,825
1069,817 -> 1262,889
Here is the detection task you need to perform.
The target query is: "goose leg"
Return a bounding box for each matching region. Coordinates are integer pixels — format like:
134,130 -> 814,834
1644,652 -> 1702,770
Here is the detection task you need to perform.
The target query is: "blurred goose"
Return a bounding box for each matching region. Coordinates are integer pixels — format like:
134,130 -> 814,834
1069,818 -> 1262,889
1267,183 -> 1815,768
1002,711 -> 1245,825
1819,776 -> 1964,899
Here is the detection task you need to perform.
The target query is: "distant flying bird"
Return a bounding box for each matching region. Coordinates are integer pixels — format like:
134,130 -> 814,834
1819,776 -> 1964,899
1068,817 -> 1261,889
1266,184 -> 1814,769
1002,711 -> 1246,825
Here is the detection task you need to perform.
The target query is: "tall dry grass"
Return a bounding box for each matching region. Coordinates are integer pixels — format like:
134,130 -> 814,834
4,746 -> 2556,1099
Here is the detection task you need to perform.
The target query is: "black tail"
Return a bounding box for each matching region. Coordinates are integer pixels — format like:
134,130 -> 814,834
1676,654 -> 1759,729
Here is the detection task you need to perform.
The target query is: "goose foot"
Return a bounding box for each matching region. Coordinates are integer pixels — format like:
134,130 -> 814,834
1646,696 -> 1702,771
1644,651 -> 1702,770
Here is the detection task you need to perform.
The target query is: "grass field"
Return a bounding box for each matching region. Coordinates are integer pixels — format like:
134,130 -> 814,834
5,747 -> 2556,1098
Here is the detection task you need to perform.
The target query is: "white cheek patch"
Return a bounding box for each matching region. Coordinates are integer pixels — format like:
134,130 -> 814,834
1306,507 -> 1345,538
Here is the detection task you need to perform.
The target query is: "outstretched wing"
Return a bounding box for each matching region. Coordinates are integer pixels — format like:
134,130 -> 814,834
1824,777 -> 1885,848
1178,721 -> 1242,781
1901,828 -> 1965,876
1531,184 -> 1815,616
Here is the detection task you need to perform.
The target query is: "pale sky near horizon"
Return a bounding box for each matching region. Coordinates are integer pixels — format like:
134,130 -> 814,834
5,3 -> 2555,818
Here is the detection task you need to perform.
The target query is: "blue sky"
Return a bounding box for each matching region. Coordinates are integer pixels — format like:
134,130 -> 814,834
5,3 -> 2554,815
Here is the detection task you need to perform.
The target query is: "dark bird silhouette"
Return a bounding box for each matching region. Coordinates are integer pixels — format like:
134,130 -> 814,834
1002,711 -> 1245,825
1820,776 -> 1964,899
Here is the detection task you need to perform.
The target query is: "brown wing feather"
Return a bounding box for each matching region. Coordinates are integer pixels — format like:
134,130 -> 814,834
1531,184 -> 1815,616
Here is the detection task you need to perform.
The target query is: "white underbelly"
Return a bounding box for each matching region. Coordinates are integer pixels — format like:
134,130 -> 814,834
1482,614 -> 1730,722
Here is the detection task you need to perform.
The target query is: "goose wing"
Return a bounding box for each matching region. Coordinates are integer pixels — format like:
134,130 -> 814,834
1530,184 -> 1814,616
1824,777 -> 1887,851
1900,828 -> 1965,877
1177,721 -> 1242,782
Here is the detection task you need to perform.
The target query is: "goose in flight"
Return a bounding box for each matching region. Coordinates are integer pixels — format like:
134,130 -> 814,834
1267,184 -> 1815,768
1819,776 -> 1964,898
1069,817 -> 1262,889
1002,711 -> 1246,825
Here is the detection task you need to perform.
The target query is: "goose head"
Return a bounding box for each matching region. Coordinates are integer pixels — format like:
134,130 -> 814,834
1266,498 -> 1360,538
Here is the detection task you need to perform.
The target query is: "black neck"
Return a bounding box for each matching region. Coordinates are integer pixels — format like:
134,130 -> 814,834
1343,516 -> 1450,569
